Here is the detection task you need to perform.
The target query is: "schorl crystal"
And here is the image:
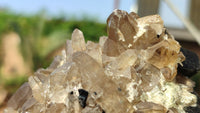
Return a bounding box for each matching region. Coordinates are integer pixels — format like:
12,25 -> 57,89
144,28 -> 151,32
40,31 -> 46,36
78,89 -> 88,108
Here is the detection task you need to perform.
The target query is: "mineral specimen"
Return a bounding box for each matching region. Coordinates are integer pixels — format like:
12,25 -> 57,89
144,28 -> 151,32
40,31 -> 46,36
4,9 -> 197,113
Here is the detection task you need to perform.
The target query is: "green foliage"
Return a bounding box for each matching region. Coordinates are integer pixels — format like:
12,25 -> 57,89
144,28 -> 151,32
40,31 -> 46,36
43,18 -> 107,42
1,76 -> 28,94
0,10 -> 107,71
3,76 -> 27,87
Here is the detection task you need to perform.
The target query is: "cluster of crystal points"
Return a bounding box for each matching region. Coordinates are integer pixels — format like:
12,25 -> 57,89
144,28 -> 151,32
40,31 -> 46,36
4,9 -> 197,113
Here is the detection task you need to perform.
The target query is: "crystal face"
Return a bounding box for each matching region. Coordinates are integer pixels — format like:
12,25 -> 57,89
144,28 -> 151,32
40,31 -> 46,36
4,9 -> 197,113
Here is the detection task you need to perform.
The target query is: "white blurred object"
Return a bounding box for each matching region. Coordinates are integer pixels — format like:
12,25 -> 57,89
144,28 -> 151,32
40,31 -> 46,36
130,3 -> 138,13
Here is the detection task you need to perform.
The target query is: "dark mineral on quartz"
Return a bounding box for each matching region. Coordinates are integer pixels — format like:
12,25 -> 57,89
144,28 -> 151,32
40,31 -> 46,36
78,89 -> 88,108
178,48 -> 200,77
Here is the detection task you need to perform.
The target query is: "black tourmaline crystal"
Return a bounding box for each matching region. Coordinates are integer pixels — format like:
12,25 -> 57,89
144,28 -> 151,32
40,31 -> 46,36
78,89 -> 88,108
178,48 -> 200,77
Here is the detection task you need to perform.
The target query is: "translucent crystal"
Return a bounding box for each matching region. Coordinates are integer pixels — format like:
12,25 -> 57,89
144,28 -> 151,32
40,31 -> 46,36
4,9 -> 197,113
98,36 -> 107,49
86,41 -> 102,65
7,82 -> 32,109
135,102 -> 167,113
71,29 -> 86,52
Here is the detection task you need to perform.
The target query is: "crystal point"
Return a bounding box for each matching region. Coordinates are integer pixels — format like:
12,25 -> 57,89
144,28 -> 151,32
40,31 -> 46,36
71,29 -> 86,52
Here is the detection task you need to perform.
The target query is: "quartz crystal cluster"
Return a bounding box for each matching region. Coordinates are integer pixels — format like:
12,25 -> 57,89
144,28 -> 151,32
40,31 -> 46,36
4,9 -> 197,113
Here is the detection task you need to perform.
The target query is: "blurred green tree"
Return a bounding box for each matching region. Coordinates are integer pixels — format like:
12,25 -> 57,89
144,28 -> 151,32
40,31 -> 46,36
0,10 -> 107,71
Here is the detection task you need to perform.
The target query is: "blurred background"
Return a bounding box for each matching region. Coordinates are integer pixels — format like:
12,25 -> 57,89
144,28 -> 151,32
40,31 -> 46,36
0,0 -> 199,112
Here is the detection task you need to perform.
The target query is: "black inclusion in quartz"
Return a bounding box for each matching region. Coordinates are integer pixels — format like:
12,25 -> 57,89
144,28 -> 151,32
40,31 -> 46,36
78,89 -> 88,108
178,48 -> 200,77
157,34 -> 160,38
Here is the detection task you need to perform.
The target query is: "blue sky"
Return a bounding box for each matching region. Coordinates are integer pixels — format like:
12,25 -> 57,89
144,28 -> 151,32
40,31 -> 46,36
0,0 -> 189,28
